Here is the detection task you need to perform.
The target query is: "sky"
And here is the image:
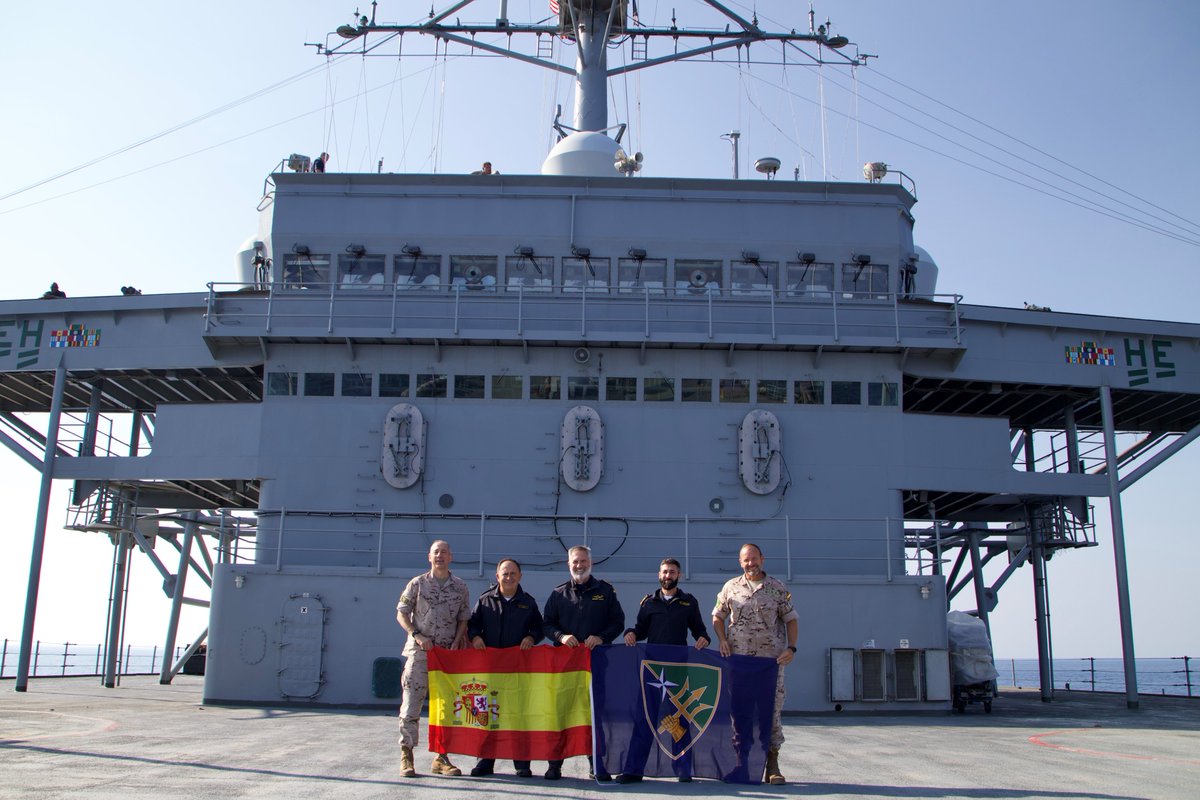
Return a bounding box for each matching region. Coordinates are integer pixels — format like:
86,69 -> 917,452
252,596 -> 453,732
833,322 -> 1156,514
1,1 -> 1198,668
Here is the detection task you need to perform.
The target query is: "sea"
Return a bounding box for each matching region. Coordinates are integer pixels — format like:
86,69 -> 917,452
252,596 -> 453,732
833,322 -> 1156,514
996,656 -> 1196,697
2,638 -> 1194,698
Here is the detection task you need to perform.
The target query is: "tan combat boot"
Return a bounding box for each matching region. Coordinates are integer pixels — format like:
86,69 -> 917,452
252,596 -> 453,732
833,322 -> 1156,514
431,753 -> 462,776
764,748 -> 785,785
400,746 -> 416,778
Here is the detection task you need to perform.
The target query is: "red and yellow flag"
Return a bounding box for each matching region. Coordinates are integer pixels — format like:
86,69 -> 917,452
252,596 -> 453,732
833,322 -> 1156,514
427,646 -> 592,760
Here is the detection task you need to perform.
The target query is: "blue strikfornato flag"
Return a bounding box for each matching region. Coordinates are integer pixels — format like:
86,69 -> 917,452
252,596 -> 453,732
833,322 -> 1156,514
591,643 -> 778,784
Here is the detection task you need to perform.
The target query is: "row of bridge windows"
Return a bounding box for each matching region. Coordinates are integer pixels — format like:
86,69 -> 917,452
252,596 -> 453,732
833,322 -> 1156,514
280,252 -> 891,299
266,371 -> 900,406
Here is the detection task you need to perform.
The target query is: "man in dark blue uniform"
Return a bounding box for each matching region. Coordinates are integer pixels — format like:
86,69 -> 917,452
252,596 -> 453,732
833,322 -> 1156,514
466,558 -> 544,778
617,558 -> 711,783
542,545 -> 624,781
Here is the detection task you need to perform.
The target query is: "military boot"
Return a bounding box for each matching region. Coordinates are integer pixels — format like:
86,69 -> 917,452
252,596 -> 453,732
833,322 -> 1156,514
764,748 -> 785,785
431,753 -> 462,776
400,746 -> 416,778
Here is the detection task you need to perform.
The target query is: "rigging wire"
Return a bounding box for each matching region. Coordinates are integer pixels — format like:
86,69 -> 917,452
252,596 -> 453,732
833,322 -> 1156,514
373,34 -> 407,172
817,60 -> 828,180
866,69 -> 1200,237
0,52 -> 459,217
738,63 -> 1200,247
0,61 -> 332,204
729,0 -> 1198,240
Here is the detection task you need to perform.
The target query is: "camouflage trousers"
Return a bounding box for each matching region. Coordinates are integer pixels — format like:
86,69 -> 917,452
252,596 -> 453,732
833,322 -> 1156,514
397,652 -> 428,748
769,665 -> 786,749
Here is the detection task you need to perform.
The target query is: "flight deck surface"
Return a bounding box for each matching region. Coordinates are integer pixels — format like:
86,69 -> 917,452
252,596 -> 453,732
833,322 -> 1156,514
2,676 -> 1196,799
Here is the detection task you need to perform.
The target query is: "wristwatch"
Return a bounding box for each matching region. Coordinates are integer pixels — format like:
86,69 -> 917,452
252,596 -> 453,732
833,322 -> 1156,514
787,645 -> 797,653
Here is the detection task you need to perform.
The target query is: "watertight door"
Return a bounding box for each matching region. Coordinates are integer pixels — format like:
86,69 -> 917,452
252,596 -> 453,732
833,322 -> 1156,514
278,593 -> 327,699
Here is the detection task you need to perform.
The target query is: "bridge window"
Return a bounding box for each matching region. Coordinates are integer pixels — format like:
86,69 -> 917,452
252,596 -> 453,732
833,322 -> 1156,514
719,379 -> 750,403
606,377 -> 637,401
568,376 -> 599,400
756,379 -> 787,403
674,259 -> 723,296
338,253 -> 385,289
304,372 -> 335,397
281,254 -> 330,290
841,262 -> 889,300
505,255 -> 553,293
450,255 -> 498,291
617,257 -> 667,294
731,261 -> 777,296
795,380 -> 825,405
342,373 -> 373,397
564,257 -> 610,293
784,261 -> 834,299
868,382 -> 899,406
266,371 -> 297,396
454,375 -> 485,399
491,375 -> 523,399
681,378 -> 713,402
644,377 -> 675,401
395,254 -> 442,290
832,381 -> 862,405
380,373 -> 410,397
416,374 -> 448,398
531,375 -> 561,400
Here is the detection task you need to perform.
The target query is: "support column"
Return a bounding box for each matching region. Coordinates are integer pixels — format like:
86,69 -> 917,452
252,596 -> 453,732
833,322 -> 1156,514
15,364 -> 67,692
1064,405 -> 1081,475
1100,385 -> 1140,709
967,532 -> 990,636
103,530 -> 131,688
1029,517 -> 1054,702
1024,431 -> 1054,701
160,515 -> 197,684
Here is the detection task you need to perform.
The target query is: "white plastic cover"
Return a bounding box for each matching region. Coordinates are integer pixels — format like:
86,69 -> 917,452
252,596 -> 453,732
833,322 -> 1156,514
946,610 -> 999,684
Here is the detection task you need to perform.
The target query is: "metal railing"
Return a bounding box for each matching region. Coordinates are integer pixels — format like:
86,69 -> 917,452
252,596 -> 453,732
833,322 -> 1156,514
999,656 -> 1197,698
204,281 -> 963,346
219,509 -> 925,581
0,638 -> 190,681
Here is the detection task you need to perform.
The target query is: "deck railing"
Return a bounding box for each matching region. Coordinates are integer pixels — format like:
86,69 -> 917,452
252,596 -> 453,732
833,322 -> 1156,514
204,281 -> 963,346
0,639 -> 191,681
216,508 -> 919,582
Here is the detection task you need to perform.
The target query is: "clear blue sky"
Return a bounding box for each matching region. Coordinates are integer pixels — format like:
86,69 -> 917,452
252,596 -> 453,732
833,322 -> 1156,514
1,1 -> 1197,662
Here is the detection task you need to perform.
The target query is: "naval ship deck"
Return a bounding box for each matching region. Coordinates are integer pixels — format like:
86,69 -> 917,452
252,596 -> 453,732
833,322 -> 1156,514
2,674 -> 1197,798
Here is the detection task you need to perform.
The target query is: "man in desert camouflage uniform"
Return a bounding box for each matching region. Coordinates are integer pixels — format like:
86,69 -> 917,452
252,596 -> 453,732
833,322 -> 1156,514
396,540 -> 470,778
711,542 -> 798,785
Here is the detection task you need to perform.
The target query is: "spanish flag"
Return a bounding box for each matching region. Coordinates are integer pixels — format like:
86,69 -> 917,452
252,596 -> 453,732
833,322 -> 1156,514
427,646 -> 593,760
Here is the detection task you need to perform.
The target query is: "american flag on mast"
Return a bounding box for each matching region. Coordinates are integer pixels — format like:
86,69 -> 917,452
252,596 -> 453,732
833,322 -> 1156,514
549,0 -> 560,14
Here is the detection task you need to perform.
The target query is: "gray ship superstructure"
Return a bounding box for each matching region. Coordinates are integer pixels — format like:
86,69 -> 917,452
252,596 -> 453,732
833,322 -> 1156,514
5,2 -> 1198,711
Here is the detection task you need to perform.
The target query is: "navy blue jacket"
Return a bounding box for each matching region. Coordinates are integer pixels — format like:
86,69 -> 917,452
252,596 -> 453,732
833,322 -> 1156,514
467,584 -> 544,648
625,589 -> 710,646
543,575 -> 624,644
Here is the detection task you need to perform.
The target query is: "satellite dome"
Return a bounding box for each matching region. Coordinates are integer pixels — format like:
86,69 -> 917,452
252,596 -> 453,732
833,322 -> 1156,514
541,132 -> 623,177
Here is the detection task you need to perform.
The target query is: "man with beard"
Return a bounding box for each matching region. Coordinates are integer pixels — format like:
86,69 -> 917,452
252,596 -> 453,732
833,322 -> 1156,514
711,542 -> 798,785
542,545 -> 624,781
466,558 -> 543,778
616,558 -> 711,784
